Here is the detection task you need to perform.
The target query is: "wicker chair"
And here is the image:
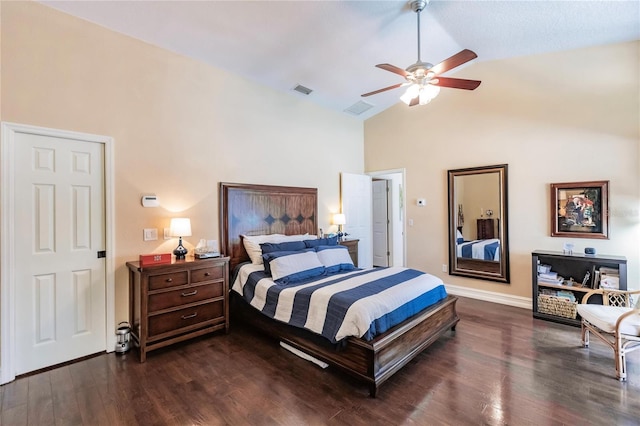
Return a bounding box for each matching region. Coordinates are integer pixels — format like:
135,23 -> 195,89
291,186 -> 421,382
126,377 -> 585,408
577,289 -> 640,381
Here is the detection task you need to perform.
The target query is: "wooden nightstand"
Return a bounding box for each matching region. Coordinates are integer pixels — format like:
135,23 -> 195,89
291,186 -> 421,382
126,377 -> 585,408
126,256 -> 229,362
339,239 -> 359,267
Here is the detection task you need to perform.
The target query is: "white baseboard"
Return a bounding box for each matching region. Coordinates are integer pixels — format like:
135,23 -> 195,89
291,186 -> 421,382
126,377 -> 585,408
445,284 -> 532,310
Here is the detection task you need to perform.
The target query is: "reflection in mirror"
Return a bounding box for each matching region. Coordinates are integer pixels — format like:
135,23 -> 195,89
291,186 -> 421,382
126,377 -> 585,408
448,164 -> 510,283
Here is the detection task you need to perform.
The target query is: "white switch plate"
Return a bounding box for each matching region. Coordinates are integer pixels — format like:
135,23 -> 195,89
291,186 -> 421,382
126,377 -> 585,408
442,264 -> 447,272
164,228 -> 171,240
143,228 -> 158,241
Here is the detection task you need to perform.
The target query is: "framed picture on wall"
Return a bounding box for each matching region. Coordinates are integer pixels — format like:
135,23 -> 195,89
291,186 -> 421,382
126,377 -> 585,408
550,180 -> 609,239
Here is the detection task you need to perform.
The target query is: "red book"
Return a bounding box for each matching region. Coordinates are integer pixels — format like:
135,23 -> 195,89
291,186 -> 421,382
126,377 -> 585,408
139,253 -> 171,267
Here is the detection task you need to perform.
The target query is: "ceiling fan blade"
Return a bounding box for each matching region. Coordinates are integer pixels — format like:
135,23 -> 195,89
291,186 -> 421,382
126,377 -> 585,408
376,63 -> 409,78
432,77 -> 481,90
430,49 -> 478,75
361,82 -> 405,97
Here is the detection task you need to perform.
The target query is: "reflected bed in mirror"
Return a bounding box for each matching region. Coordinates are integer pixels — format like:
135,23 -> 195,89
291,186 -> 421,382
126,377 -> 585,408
448,164 -> 510,283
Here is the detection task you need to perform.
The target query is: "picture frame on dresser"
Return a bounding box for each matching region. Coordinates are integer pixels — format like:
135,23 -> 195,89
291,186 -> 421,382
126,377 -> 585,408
550,180 -> 609,239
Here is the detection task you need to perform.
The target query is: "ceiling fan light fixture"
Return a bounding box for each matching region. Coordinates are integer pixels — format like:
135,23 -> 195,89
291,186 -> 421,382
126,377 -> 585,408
400,83 -> 440,106
400,84 -> 421,105
419,84 -> 440,105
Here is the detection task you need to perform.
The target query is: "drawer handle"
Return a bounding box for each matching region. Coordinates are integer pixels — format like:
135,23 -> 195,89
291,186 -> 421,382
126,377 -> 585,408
166,278 -> 173,283
181,290 -> 198,297
181,312 -> 198,320
204,272 -> 211,276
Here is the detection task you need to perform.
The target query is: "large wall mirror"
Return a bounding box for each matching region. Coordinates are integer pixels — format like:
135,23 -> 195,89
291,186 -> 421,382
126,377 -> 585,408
447,164 -> 510,283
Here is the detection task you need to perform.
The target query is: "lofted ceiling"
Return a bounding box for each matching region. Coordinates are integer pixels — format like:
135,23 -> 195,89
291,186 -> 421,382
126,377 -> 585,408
41,0 -> 640,120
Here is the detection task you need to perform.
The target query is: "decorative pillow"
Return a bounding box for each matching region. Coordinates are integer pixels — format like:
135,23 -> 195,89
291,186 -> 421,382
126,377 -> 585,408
260,245 -> 314,275
260,240 -> 306,255
242,234 -> 285,264
242,233 -> 316,264
315,245 -> 355,273
264,250 -> 326,284
456,230 -> 464,244
304,236 -> 339,248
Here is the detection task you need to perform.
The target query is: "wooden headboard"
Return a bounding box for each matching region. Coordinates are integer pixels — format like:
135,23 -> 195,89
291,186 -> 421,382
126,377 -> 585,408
219,182 -> 318,271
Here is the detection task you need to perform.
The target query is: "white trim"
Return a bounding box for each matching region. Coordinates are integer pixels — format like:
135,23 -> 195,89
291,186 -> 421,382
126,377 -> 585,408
1,123 -> 17,385
0,122 -> 115,384
445,283 -> 532,310
367,168 -> 407,267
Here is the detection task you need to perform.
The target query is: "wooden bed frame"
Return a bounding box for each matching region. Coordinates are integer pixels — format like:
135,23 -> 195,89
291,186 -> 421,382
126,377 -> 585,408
219,182 -> 459,397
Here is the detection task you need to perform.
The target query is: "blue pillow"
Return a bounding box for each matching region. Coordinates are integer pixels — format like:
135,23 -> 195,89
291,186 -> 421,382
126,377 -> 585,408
315,245 -> 355,273
260,240 -> 306,254
457,237 -> 464,244
263,250 -> 326,284
304,236 -> 338,248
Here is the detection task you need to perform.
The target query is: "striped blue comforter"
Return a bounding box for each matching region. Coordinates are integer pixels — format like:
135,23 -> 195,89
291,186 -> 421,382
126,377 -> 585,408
231,265 -> 448,343
457,238 -> 500,261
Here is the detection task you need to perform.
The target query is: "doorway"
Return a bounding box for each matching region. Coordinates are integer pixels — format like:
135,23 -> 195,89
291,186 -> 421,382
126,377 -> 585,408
369,169 -> 405,267
1,122 -> 116,384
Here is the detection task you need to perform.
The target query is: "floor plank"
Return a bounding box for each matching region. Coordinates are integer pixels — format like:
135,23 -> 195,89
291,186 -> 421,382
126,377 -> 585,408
1,297 -> 638,425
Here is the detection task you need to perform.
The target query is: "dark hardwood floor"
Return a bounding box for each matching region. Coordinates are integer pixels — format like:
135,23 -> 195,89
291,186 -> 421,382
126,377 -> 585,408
2,297 -> 639,425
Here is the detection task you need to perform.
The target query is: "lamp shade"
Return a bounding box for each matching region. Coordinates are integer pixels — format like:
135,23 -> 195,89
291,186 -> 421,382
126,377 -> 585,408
170,218 -> 192,237
333,213 -> 346,226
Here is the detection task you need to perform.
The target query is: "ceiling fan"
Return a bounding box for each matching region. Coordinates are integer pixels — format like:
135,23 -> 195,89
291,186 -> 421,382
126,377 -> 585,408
362,0 -> 481,107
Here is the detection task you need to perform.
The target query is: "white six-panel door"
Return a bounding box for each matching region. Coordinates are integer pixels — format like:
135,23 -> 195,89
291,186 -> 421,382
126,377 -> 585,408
13,131 -> 107,375
372,179 -> 390,267
341,172 -> 373,269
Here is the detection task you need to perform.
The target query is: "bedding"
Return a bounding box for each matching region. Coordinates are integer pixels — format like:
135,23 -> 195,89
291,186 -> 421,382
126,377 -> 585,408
232,264 -> 448,343
457,238 -> 500,261
262,249 -> 325,283
242,233 -> 316,264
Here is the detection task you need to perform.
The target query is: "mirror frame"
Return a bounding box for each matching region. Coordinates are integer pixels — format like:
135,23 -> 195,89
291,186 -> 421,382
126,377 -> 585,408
447,164 -> 510,283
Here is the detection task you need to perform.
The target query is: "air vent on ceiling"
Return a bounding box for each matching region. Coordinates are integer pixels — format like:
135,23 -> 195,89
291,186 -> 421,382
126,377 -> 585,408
292,84 -> 313,95
344,101 -> 374,116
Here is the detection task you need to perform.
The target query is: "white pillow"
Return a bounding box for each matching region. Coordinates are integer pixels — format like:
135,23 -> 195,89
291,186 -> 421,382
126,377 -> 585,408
315,246 -> 355,273
242,234 -> 285,264
242,233 -> 317,264
268,251 -> 325,284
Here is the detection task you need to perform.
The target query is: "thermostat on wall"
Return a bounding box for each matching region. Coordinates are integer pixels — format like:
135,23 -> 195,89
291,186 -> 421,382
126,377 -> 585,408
141,195 -> 159,208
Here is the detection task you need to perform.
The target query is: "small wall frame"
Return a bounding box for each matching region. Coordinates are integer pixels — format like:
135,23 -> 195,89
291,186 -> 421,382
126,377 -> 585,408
550,180 -> 609,239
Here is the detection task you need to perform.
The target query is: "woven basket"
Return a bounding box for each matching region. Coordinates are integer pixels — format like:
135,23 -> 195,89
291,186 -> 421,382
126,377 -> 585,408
537,294 -> 578,319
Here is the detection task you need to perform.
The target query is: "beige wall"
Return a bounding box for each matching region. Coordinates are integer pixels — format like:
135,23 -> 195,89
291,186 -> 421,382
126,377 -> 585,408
1,2 -> 638,325
1,2 -> 364,322
365,41 -> 640,298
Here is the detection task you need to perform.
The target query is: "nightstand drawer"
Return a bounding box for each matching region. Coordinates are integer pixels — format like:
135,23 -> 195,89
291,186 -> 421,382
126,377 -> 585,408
148,271 -> 188,290
148,282 -> 224,312
191,265 -> 224,283
148,300 -> 224,337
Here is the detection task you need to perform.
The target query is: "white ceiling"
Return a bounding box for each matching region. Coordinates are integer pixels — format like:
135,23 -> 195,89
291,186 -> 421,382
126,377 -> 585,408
41,0 -> 640,120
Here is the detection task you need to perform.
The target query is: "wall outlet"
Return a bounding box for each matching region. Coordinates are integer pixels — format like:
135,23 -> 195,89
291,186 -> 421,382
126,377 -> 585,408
442,264 -> 447,272
143,228 -> 158,241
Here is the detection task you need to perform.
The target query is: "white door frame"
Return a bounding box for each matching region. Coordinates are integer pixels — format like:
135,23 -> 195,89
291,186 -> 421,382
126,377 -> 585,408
1,122 -> 116,384
367,168 -> 407,267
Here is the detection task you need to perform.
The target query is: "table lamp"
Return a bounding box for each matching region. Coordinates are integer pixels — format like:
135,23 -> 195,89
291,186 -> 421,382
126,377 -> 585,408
170,218 -> 192,260
333,213 -> 346,240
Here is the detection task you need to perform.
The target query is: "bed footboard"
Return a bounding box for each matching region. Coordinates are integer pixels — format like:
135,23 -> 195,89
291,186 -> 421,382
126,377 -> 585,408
231,293 -> 459,397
